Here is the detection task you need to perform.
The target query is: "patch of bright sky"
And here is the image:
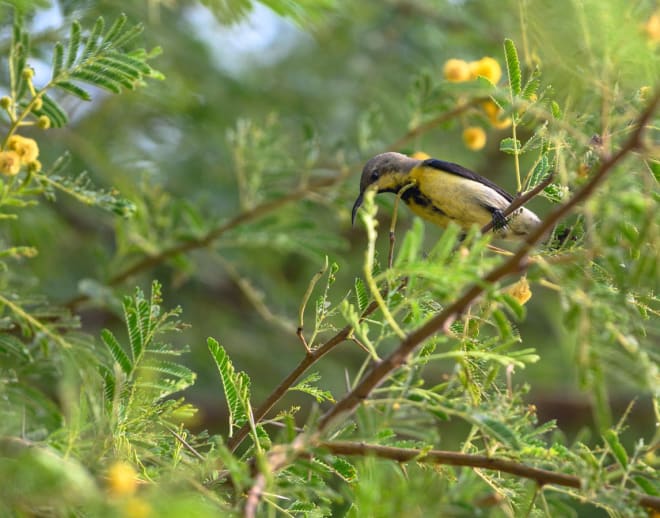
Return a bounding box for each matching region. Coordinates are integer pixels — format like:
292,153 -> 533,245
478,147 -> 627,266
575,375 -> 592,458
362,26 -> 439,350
184,3 -> 312,77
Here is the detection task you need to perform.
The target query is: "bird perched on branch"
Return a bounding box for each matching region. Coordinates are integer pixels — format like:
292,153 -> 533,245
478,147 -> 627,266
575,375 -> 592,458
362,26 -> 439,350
351,152 -> 541,240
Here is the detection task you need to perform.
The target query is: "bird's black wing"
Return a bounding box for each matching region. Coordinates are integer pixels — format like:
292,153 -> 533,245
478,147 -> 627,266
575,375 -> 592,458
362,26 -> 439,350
422,158 -> 514,202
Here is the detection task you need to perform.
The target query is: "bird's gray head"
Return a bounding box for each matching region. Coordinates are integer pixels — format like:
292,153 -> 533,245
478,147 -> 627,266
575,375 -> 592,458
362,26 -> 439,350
352,152 -> 419,225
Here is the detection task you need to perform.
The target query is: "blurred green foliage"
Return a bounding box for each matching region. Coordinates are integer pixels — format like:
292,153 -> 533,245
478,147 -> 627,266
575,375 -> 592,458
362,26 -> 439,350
0,0 -> 658,516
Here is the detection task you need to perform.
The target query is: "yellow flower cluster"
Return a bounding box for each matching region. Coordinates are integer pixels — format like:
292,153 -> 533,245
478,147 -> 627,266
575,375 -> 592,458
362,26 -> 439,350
443,56 -> 502,85
442,56 -> 509,151
0,134 -> 41,176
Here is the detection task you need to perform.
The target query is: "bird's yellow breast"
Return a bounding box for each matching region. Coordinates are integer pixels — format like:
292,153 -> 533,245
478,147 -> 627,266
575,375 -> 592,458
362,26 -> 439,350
405,165 -> 495,230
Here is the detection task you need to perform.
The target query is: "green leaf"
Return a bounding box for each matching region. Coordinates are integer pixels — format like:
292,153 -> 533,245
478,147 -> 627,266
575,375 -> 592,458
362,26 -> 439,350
504,38 -> 521,97
290,372 -> 334,403
633,475 -> 659,496
543,183 -> 565,203
102,14 -> 128,46
522,68 -> 541,100
52,42 -> 64,79
111,23 -> 144,49
82,17 -> 105,59
54,81 -> 91,101
550,100 -> 562,119
500,137 -> 521,155
124,295 -> 144,361
492,308 -> 513,339
354,277 -> 368,313
101,328 -> 132,375
472,414 -> 521,449
603,429 -> 628,469
66,21 -> 81,68
70,68 -> 123,93
331,457 -> 358,483
207,337 -> 250,431
500,293 -> 526,321
527,154 -> 549,190
394,217 -> 424,268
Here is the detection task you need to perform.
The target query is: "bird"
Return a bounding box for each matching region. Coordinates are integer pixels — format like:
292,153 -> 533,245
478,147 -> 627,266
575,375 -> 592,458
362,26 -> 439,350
351,152 -> 541,240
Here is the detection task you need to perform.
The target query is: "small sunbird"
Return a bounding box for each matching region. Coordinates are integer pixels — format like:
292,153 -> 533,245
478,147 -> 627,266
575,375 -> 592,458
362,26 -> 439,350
352,152 -> 541,240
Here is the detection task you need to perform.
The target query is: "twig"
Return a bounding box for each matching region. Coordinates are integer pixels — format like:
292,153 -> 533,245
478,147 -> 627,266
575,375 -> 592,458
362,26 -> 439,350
166,426 -> 205,462
317,441 -> 660,512
388,98 -> 487,151
297,257 -> 329,352
316,92 -> 658,431
479,173 -> 555,235
65,174 -> 344,310
226,298 -> 382,453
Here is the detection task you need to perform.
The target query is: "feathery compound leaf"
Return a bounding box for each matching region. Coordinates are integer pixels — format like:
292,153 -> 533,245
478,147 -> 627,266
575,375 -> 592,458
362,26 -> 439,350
110,23 -> 144,49
354,277 -> 368,313
504,38 -> 521,97
522,68 -> 541,100
207,337 -> 250,431
39,171 -> 136,216
101,328 -> 132,375
290,372 -> 335,403
528,154 -> 549,190
124,295 -> 144,362
65,21 -> 81,68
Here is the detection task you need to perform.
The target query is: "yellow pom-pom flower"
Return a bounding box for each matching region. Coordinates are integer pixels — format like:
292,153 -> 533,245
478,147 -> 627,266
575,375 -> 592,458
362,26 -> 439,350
37,115 -> 51,129
470,57 -> 502,84
7,135 -> 39,164
107,461 -> 139,497
410,151 -> 431,160
645,11 -> 660,42
443,59 -> 471,82
0,151 -> 21,176
481,100 -> 512,129
462,126 -> 487,151
505,276 -> 532,305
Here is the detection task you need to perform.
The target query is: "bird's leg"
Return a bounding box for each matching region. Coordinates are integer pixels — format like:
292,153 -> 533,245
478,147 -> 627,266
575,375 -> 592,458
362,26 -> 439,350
490,208 -> 509,231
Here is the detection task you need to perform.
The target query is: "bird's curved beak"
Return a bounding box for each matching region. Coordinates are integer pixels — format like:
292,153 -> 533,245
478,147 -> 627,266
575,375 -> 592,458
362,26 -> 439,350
351,191 -> 364,227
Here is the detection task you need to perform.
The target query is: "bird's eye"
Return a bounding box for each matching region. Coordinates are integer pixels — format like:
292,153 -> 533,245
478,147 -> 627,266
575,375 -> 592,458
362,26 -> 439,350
370,171 -> 380,181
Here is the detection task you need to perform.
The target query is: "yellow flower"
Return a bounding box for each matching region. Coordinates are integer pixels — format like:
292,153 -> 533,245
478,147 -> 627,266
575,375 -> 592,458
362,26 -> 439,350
123,497 -> 152,518
410,151 -> 431,160
443,58 -> 471,82
37,115 -> 51,129
462,126 -> 487,151
7,135 -> 39,164
28,160 -> 42,173
505,276 -> 532,305
107,461 -> 139,497
645,11 -> 660,42
470,57 -> 502,84
481,101 -> 512,129
0,150 -> 21,176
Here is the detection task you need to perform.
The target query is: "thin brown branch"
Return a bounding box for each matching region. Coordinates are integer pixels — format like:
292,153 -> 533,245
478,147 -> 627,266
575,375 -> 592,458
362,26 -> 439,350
318,441 -> 660,512
479,172 -> 555,235
66,174 -> 344,310
321,440 -> 579,487
317,92 -> 659,431
226,298 -> 381,452
387,98 -> 487,151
